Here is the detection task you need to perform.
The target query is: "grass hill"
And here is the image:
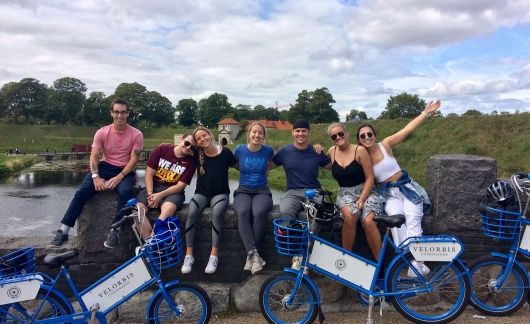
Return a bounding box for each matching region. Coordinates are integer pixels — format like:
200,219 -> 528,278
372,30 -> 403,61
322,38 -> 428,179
1,113 -> 528,189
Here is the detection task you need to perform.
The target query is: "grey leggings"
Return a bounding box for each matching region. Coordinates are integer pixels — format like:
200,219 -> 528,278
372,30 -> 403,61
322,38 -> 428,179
233,191 -> 273,252
185,193 -> 229,248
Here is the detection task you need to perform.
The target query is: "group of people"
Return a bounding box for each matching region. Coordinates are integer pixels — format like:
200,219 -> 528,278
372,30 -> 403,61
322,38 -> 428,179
48,97 -> 441,277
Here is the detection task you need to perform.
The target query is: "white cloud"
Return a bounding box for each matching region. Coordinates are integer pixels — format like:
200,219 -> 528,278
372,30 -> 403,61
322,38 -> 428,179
0,0 -> 529,119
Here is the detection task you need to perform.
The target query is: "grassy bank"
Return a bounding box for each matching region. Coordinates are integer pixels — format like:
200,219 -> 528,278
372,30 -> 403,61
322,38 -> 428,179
0,155 -> 41,176
1,113 -> 528,190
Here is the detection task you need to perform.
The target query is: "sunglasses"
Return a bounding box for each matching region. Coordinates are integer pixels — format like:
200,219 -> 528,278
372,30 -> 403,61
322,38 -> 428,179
359,132 -> 374,140
112,110 -> 128,115
330,131 -> 345,141
183,141 -> 195,149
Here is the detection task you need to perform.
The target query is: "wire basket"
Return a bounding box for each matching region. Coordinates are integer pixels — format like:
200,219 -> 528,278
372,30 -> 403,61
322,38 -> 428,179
481,206 -> 522,240
273,218 -> 308,256
0,247 -> 36,278
144,228 -> 183,271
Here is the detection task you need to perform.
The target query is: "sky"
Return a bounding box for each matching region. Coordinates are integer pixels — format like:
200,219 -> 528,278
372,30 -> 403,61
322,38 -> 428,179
1,0 -> 530,120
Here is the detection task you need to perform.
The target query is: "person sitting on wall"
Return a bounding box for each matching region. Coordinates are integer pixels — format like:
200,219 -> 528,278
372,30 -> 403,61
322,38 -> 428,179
48,99 -> 144,249
134,134 -> 196,240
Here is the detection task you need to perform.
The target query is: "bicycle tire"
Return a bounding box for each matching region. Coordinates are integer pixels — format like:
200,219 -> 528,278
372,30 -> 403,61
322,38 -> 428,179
469,255 -> 529,316
147,282 -> 211,323
259,272 -> 318,324
0,287 -> 72,323
386,253 -> 470,323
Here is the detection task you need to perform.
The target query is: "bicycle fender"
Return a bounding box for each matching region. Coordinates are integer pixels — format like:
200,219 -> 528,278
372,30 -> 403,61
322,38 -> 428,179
282,268 -> 321,304
488,252 -> 530,280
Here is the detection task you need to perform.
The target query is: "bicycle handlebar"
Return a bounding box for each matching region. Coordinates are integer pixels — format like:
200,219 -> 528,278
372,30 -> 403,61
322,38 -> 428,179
111,206 -> 137,229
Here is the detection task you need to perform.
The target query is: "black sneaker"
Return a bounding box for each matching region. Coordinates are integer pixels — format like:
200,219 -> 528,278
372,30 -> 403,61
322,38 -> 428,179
48,230 -> 68,248
104,229 -> 120,249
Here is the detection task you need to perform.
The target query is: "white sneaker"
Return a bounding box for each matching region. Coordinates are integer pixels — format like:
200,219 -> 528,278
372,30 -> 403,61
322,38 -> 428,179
205,255 -> 218,274
244,255 -> 252,271
291,255 -> 302,270
407,261 -> 430,278
251,253 -> 266,275
181,255 -> 194,274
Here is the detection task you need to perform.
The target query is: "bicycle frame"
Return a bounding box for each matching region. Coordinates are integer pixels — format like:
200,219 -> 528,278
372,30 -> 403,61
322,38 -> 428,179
0,202 -> 186,323
283,193 -> 467,306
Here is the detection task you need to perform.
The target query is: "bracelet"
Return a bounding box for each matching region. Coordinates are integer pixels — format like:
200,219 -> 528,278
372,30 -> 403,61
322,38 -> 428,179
422,111 -> 429,117
120,171 -> 126,177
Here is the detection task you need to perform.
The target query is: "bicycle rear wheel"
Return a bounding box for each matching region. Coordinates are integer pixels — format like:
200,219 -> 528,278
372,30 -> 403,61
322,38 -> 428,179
259,272 -> 318,324
387,253 -> 470,323
469,255 -> 529,316
147,282 -> 211,323
0,287 -> 72,323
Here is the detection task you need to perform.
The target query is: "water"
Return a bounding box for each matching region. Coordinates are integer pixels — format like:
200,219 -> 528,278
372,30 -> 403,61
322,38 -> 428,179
0,170 -> 283,237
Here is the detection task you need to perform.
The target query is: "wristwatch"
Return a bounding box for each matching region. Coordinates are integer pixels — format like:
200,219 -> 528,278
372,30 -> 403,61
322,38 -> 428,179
91,173 -> 99,179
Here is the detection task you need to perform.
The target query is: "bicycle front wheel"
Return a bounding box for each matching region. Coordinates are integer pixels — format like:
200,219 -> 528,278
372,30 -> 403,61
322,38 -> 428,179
147,282 -> 211,323
259,272 -> 318,324
469,255 -> 529,316
0,287 -> 72,323
387,253 -> 470,324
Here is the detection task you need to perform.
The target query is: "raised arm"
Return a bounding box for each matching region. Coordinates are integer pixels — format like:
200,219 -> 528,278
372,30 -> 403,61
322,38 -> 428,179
384,100 -> 441,148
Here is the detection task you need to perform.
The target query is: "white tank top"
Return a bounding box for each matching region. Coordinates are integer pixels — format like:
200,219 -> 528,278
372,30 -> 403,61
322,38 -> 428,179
373,143 -> 401,182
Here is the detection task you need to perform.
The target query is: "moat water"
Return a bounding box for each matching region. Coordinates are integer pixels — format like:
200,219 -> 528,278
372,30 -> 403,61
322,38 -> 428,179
0,170 -> 283,237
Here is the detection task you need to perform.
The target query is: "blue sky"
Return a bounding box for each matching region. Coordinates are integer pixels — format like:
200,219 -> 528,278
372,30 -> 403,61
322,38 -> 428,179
1,0 -> 529,119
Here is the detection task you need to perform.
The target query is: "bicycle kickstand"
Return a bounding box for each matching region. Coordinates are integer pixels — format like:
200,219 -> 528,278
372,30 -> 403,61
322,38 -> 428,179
365,295 -> 375,324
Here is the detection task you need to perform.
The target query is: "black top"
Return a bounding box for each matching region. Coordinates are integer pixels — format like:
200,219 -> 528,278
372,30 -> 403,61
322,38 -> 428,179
195,147 -> 237,198
331,146 -> 365,187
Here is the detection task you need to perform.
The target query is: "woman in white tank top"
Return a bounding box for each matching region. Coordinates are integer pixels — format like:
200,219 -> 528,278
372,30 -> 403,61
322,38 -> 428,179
357,100 -> 441,277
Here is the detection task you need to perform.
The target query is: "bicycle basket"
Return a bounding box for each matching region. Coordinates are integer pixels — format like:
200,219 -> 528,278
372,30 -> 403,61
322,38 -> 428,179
480,205 -> 521,240
273,218 -> 308,256
0,247 -> 35,278
144,227 -> 183,271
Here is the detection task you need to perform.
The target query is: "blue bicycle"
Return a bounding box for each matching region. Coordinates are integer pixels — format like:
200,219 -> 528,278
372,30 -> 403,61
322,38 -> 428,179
469,173 -> 530,316
0,199 -> 211,323
259,189 -> 471,324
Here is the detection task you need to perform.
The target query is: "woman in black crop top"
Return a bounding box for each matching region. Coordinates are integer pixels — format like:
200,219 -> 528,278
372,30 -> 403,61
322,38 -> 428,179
325,122 -> 383,260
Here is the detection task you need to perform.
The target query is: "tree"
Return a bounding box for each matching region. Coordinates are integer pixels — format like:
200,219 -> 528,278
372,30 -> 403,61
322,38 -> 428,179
288,88 -> 339,123
462,109 -> 482,117
176,98 -> 198,126
49,77 -> 87,125
197,93 -> 233,128
0,79 -> 49,124
81,91 -> 110,126
145,91 -> 175,127
346,109 -> 368,122
233,104 -> 253,121
379,92 -> 426,119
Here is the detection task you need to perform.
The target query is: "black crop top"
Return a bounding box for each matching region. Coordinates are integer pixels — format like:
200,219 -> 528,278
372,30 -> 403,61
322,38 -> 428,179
331,146 -> 365,187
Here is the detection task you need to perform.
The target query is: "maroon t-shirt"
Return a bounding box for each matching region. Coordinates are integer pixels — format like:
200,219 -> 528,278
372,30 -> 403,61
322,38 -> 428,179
147,144 -> 196,186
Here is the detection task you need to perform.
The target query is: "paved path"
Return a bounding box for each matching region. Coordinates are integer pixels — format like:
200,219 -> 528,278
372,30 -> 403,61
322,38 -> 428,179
112,302 -> 530,323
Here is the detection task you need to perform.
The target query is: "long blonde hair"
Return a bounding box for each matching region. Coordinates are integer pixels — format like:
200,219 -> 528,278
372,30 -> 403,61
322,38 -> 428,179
192,126 -> 213,175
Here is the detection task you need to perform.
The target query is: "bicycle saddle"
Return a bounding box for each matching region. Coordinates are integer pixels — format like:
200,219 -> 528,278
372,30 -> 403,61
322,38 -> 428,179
374,214 -> 406,228
44,250 -> 78,268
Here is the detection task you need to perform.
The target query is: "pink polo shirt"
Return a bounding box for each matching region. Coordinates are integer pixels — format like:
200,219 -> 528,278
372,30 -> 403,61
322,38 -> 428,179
92,124 -> 144,167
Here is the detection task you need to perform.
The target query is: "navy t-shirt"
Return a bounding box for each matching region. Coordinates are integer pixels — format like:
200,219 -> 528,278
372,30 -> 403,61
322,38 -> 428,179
272,144 -> 330,190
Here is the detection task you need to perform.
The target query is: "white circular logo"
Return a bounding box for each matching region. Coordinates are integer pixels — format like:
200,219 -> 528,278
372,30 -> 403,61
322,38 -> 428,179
335,258 -> 347,271
7,286 -> 21,299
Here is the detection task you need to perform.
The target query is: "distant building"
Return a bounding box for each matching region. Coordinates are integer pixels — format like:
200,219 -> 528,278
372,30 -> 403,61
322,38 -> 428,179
217,117 -> 241,146
246,119 -> 292,130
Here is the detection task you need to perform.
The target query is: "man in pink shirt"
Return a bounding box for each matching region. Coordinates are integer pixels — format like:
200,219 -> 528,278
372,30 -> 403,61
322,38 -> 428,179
49,99 -> 144,248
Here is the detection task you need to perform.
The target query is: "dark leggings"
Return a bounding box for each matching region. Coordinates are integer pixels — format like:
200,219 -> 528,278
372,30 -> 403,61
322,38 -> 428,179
185,193 -> 228,248
233,192 -> 273,252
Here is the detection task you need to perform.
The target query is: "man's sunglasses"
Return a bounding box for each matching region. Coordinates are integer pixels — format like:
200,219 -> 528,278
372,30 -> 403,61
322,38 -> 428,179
330,131 -> 345,141
359,132 -> 374,140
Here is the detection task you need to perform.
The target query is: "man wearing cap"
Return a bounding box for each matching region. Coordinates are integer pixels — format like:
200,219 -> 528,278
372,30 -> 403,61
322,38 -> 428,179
271,119 -> 331,220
